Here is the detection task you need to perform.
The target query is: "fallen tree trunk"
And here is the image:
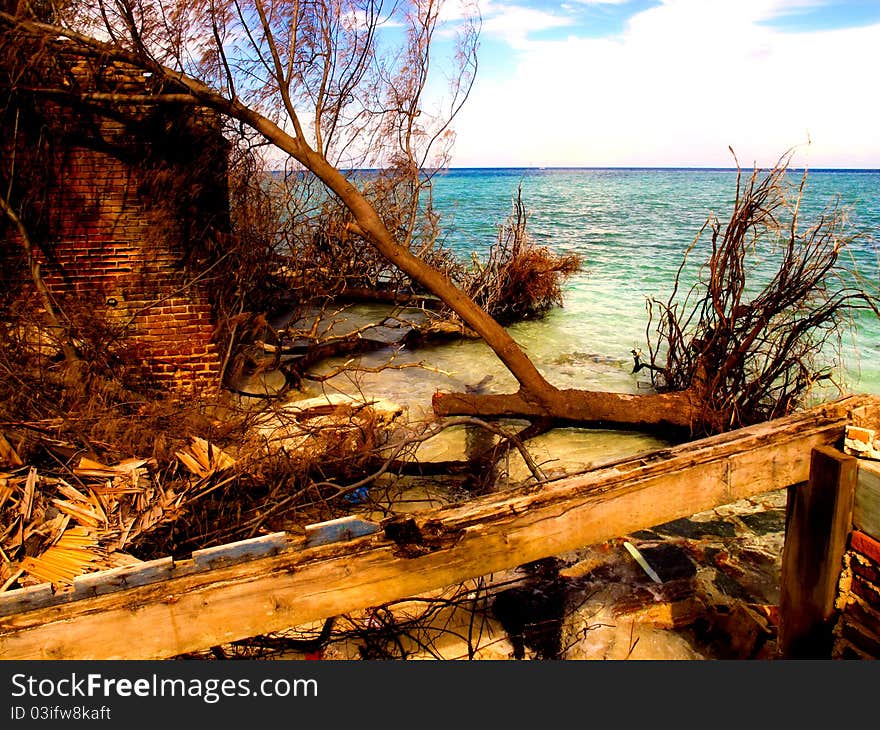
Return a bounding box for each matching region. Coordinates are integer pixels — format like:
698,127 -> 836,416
432,386 -> 711,433
0,15 -> 723,435
8,17 -> 870,439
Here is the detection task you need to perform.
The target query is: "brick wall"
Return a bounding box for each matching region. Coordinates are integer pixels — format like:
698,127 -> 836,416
1,55 -> 230,395
833,530 -> 880,659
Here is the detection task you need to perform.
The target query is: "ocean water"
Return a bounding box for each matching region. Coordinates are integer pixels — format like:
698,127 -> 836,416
302,167 -> 880,475
429,167 -> 880,396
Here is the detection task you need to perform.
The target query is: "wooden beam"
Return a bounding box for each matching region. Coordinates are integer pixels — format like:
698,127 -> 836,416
779,445 -> 858,659
0,394 -> 874,660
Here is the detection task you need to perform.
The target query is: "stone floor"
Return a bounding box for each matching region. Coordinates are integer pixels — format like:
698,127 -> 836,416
551,487 -> 788,660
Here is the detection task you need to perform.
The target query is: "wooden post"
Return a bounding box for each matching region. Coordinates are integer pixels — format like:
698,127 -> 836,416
779,445 -> 857,658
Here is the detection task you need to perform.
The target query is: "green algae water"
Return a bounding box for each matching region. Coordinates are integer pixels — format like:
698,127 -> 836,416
298,167 -> 880,476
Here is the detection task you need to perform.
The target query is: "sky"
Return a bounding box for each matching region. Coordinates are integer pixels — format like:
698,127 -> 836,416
439,0 -> 880,168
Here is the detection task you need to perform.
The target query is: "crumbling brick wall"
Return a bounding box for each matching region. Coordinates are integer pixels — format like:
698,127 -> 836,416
0,55 -> 229,394
833,530 -> 880,659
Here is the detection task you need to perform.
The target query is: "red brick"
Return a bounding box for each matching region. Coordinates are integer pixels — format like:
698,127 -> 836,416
851,574 -> 880,610
838,616 -> 880,658
851,531 -> 880,566
2,64 -> 227,394
850,551 -> 880,585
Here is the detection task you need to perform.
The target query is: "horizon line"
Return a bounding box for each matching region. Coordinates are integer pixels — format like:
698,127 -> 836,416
272,165 -> 880,174
440,165 -> 880,172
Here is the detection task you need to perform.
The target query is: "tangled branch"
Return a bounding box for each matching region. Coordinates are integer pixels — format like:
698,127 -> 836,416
645,148 -> 879,432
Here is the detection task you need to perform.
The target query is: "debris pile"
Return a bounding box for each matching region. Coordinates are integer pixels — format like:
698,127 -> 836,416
0,434 -> 236,593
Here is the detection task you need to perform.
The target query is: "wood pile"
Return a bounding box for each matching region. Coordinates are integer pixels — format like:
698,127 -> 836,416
0,432 -> 236,593
0,393 -> 402,596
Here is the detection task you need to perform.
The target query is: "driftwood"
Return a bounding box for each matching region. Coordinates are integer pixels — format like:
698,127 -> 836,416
432,386 -> 706,433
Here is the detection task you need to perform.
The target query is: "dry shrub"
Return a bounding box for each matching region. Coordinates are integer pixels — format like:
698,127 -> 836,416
245,398 -> 401,481
464,184 -> 582,325
490,246 -> 582,324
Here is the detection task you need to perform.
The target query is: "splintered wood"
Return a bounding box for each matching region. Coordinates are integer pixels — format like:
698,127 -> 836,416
0,437 -> 236,594
18,527 -> 104,586
0,393 -> 874,660
175,437 -> 235,478
0,459 -> 154,591
0,432 -> 23,467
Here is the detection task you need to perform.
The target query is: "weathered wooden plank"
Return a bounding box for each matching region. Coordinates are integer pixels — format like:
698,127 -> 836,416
779,445 -> 858,658
192,532 -> 289,570
0,583 -> 54,618
70,557 -> 174,600
855,459 -> 880,541
0,394 -> 873,660
0,536 -> 294,618
304,516 -> 381,548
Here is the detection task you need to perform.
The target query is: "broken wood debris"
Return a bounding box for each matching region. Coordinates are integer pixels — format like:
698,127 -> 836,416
623,541 -> 663,584
0,443 -> 240,594
175,437 -> 236,479
18,527 -> 104,586
0,432 -> 23,467
0,394 -> 872,660
0,514 -> 384,618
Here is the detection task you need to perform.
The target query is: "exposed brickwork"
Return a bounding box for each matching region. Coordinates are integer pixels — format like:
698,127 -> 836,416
851,529 -> 880,566
1,55 -> 230,395
833,530 -> 880,659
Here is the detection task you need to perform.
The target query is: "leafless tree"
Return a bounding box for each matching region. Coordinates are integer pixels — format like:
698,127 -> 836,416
0,0 -> 706,433
3,3 -> 877,437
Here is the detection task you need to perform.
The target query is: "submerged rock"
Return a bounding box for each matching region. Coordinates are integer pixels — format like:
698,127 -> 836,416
654,517 -> 737,539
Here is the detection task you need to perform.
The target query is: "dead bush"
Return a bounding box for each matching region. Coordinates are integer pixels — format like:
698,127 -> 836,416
464,184 -> 582,325
643,148 -> 880,432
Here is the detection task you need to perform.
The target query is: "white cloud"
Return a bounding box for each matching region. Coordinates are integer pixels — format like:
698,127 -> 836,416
436,0 -> 481,23
478,1 -> 575,46
567,0 -> 643,4
450,0 -> 880,166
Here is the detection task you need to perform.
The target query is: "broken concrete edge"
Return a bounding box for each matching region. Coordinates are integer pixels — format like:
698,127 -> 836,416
844,424 -> 880,461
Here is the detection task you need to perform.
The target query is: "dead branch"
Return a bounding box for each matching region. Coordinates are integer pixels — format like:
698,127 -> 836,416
644,148 -> 879,432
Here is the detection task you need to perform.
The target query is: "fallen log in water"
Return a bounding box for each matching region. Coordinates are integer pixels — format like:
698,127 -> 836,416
0,393 -> 876,659
432,387 -> 703,432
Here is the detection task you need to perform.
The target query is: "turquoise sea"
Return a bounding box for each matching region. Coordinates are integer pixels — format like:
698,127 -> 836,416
304,167 -> 880,473
429,167 -> 880,395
